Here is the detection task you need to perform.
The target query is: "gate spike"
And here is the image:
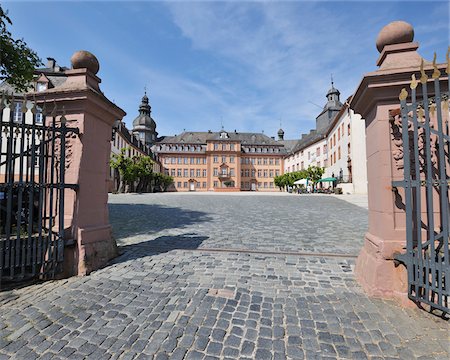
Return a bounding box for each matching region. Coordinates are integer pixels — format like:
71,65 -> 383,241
21,98 -> 27,114
420,59 -> 428,84
410,74 -> 418,90
399,88 -> 408,101
432,53 -> 441,79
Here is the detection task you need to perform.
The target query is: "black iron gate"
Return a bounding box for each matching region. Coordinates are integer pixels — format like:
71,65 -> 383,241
0,93 -> 78,288
393,56 -> 449,314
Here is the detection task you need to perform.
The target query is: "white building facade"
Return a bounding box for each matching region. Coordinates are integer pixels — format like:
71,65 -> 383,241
325,105 -> 367,194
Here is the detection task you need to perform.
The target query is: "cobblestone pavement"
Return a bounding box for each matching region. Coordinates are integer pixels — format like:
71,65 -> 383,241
0,194 -> 448,360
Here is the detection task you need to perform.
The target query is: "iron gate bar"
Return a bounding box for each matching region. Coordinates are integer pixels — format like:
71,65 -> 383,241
394,59 -> 449,314
0,93 -> 79,287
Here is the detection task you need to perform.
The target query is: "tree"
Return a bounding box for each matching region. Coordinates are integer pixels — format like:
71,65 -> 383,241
304,165 -> 324,183
110,148 -> 133,193
0,5 -> 41,92
133,155 -> 154,193
153,173 -> 174,192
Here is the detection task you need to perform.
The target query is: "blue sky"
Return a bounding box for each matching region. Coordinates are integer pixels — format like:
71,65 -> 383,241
3,1 -> 449,139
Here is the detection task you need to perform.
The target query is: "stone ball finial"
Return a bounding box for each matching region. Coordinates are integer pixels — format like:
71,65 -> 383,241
71,50 -> 100,74
376,21 -> 414,52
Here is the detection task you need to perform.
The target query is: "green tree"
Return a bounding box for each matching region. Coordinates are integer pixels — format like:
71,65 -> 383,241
304,165 -> 325,190
110,148 -> 133,193
0,5 -> 41,92
133,155 -> 154,193
153,173 -> 174,192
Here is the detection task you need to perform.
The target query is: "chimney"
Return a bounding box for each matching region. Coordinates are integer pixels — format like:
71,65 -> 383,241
301,133 -> 307,139
310,129 -> 317,134
271,136 -> 275,140
47,57 -> 56,70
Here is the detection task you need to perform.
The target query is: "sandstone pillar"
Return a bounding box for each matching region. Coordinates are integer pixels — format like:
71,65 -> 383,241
350,21 -> 448,305
34,51 -> 126,276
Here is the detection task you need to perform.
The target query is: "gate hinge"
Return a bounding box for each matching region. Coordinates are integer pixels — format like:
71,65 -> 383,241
393,252 -> 407,267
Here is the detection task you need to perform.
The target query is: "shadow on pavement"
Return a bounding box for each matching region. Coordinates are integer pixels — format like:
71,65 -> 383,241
108,203 -> 212,241
111,233 -> 209,263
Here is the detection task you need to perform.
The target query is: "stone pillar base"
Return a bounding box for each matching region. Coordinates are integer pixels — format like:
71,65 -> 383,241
62,225 -> 118,277
354,232 -> 415,308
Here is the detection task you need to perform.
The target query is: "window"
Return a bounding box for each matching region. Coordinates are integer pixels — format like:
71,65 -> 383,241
258,182 -> 261,188
190,157 -> 195,164
36,82 -> 47,92
316,147 -> 320,156
301,161 -> 304,170
264,182 -> 268,188
275,159 -> 279,165
196,169 -> 201,177
213,168 -> 218,176
251,170 -> 255,177
338,146 -> 341,160
258,170 -> 262,177
213,156 -> 218,163
222,144 -> 226,150
183,169 -> 188,177
342,123 -> 345,135
333,134 -> 336,147
177,182 -> 181,187
230,168 -> 235,176
190,169 -> 195,177
196,182 -> 201,188
203,182 -> 207,188
203,169 -> 207,177
230,156 -> 234,163
177,157 -> 182,164
171,169 -> 176,176
35,107 -> 44,123
338,128 -> 341,140
275,170 -> 280,176
323,144 -> 327,154
269,170 -> 274,178
263,170 -> 268,178
164,158 -> 169,164
263,158 -> 267,165
214,143 -> 218,150
213,181 -> 218,188
222,156 -> 226,163
196,158 -> 201,164
13,102 -> 22,123
251,158 -> 255,165
184,182 -> 188,188
184,157 -> 188,164
230,144 -> 235,151
257,158 -> 262,165
348,123 -> 351,136
245,169 -> 249,177
270,182 -> 274,188
177,169 -> 182,177
269,158 -> 273,165
348,143 -> 351,155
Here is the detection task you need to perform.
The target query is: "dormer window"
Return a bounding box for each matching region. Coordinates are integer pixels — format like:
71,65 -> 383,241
219,131 -> 228,139
36,82 -> 47,92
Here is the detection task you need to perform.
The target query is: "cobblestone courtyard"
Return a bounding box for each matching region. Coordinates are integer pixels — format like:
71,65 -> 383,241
0,193 -> 448,359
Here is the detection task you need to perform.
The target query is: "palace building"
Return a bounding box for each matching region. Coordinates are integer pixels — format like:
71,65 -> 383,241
130,93 -> 288,192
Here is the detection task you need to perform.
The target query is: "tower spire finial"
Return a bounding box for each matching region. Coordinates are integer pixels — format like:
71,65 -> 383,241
144,85 -> 147,95
331,73 -> 334,86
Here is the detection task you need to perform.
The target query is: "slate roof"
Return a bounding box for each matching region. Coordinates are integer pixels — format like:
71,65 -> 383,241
158,131 -> 283,147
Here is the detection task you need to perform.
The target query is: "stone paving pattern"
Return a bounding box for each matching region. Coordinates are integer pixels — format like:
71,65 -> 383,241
0,193 -> 448,359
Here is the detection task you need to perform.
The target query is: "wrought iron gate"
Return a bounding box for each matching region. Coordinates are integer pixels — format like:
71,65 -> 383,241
393,56 -> 449,314
0,93 -> 78,288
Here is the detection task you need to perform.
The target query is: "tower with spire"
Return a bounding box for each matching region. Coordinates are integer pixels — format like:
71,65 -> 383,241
132,90 -> 158,146
315,76 -> 343,131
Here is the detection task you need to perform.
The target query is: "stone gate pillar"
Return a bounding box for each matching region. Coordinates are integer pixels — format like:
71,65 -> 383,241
350,21 -> 447,304
34,51 -> 126,276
